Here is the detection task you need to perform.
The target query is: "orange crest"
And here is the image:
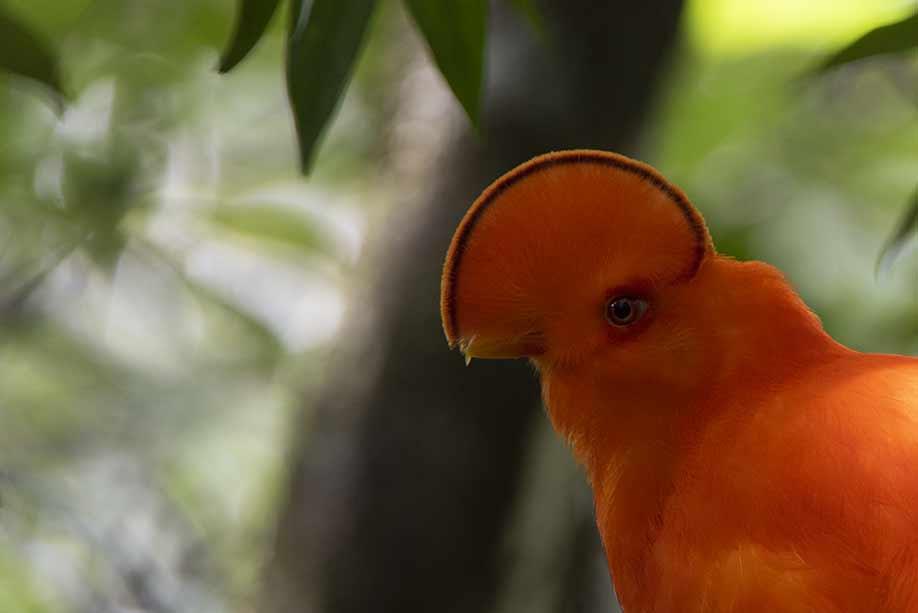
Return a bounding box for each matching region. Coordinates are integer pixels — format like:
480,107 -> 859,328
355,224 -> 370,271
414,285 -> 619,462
441,150 -> 713,360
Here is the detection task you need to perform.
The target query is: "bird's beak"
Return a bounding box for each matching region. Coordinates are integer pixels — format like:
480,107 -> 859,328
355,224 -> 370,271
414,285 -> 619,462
453,333 -> 544,364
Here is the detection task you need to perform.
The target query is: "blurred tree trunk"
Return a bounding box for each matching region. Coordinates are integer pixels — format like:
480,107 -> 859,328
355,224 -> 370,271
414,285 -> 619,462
262,2 -> 684,612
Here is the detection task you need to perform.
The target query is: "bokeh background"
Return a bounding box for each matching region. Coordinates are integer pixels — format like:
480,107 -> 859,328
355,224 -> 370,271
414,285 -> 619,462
3,1 -> 918,612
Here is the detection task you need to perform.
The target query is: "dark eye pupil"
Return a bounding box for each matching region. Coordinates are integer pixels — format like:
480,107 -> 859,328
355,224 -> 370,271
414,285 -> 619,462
605,296 -> 648,327
611,299 -> 633,321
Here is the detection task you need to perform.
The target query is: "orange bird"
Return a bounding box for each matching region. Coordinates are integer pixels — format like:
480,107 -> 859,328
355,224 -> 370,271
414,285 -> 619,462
440,150 -> 918,612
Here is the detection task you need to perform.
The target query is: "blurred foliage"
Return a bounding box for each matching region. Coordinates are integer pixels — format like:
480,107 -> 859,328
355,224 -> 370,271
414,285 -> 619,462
220,0 -> 537,171
688,0 -> 905,55
0,0 -> 376,610
2,0 -> 918,611
878,187 -> 918,275
656,0 -> 918,355
818,9 -> 918,72
815,7 -> 918,270
1,0 -> 530,173
0,4 -> 62,103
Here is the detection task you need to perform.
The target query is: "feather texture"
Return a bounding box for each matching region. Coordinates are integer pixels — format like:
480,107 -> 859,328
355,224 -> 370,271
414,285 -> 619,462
441,150 -> 918,612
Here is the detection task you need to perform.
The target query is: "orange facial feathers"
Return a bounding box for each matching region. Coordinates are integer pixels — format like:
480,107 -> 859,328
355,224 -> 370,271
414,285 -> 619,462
441,150 -> 712,361
440,150 -> 918,612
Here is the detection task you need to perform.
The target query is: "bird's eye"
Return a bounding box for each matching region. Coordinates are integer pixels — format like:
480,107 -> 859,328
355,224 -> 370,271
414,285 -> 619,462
605,296 -> 648,327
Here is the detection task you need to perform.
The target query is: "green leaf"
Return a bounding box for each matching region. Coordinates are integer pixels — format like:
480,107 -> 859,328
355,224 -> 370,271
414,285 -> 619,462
218,0 -> 282,73
404,0 -> 487,130
877,185 -> 918,275
286,0 -> 378,173
0,5 -> 63,103
210,204 -> 328,254
818,10 -> 918,73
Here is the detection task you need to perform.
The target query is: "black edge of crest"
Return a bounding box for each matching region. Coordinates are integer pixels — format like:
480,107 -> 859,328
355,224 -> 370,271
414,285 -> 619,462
445,151 -> 708,343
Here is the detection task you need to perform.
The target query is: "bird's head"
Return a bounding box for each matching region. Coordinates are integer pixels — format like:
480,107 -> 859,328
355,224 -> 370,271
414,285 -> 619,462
441,150 -> 831,453
441,150 -> 760,448
443,148 -> 718,359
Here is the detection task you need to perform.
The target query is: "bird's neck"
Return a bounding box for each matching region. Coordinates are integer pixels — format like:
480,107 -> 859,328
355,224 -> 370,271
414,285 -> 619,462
697,257 -> 847,385
542,256 -> 850,604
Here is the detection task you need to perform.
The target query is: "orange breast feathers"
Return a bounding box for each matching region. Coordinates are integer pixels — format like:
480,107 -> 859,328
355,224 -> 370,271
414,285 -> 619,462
440,150 -> 918,612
